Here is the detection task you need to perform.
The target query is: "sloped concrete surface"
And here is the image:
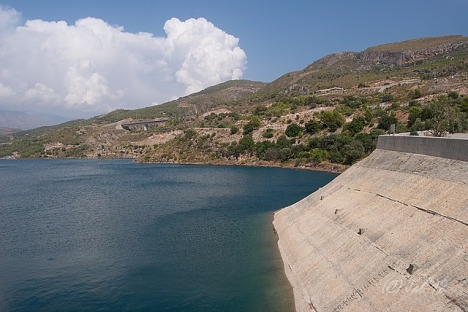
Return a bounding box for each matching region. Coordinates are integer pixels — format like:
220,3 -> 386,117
274,146 -> 468,311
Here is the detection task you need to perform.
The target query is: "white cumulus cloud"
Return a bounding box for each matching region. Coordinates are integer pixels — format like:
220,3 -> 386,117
0,7 -> 247,118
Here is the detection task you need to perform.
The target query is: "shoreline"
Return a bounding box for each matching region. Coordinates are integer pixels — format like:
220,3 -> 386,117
266,213 -> 297,312
137,159 -> 348,174
1,156 -> 348,173
272,212 -> 303,312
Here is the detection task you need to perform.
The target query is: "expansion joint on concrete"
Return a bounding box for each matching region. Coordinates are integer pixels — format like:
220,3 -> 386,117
375,191 -> 468,228
347,185 -> 468,228
308,300 -> 318,312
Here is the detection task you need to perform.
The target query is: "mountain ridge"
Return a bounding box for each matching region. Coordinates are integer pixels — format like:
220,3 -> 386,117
0,110 -> 69,130
262,35 -> 468,96
1,35 -> 467,168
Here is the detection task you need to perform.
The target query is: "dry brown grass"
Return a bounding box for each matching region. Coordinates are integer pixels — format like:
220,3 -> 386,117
366,35 -> 468,52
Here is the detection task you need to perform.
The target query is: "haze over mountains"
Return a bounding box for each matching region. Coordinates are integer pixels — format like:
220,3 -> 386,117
0,110 -> 68,130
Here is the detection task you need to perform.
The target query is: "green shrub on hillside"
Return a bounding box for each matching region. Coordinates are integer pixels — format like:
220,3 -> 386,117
377,111 -> 398,131
345,116 -> 366,135
230,126 -> 239,135
341,96 -> 367,109
262,128 -> 274,138
319,110 -> 345,132
285,123 -> 303,137
305,119 -> 321,134
419,95 -> 464,136
243,116 -> 261,135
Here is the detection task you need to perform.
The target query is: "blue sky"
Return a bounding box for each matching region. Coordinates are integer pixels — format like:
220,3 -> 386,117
6,0 -> 467,81
0,0 -> 467,118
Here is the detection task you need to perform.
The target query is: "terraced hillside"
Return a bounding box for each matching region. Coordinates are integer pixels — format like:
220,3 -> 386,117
1,35 -> 467,171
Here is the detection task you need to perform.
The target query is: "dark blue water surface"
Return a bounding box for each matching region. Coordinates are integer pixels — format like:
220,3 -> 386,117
0,159 -> 337,311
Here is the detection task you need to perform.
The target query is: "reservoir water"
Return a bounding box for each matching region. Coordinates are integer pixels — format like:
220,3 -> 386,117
0,159 -> 337,311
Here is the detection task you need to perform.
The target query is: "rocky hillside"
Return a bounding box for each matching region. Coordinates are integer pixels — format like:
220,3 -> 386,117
266,35 -> 467,93
1,35 -> 467,170
317,35 -> 468,68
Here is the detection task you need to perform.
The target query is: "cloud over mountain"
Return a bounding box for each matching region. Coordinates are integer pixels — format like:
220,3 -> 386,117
0,6 -> 246,118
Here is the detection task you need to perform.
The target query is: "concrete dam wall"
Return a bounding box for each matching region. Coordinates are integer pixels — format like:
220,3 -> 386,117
274,135 -> 468,311
376,135 -> 468,162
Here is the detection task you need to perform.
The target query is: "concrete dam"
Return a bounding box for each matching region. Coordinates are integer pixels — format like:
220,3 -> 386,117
274,135 -> 468,311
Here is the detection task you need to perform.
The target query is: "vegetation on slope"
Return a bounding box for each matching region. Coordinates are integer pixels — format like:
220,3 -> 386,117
1,35 -> 467,171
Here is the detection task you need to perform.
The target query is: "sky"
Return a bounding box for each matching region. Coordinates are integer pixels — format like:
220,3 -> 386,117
0,0 -> 467,119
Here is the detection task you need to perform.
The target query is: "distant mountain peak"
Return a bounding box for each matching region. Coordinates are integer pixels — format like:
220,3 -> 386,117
0,110 -> 69,130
